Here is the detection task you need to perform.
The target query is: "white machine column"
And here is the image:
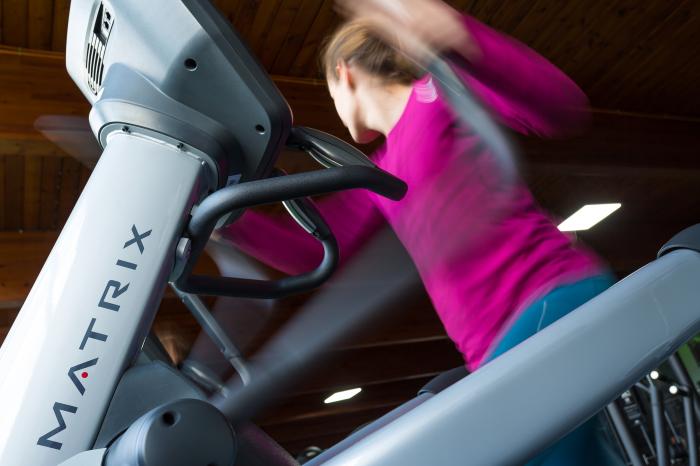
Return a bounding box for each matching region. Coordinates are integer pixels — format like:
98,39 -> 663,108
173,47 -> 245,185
0,131 -> 205,465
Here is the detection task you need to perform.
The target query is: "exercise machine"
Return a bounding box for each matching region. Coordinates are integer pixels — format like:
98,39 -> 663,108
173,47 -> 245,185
0,1 -> 698,465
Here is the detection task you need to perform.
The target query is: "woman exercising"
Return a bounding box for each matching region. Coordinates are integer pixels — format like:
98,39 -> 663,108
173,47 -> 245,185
220,0 -> 623,464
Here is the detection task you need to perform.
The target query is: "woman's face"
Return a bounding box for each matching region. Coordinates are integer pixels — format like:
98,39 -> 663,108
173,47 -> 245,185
327,63 -> 381,144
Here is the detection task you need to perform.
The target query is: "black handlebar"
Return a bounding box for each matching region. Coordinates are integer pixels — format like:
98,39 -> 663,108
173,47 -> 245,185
287,126 -> 377,169
175,165 -> 407,299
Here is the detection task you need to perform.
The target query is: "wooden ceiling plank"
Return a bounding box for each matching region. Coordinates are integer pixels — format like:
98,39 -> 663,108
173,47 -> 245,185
0,229 -> 220,304
2,45 -> 700,150
258,0 -> 301,70
38,156 -> 60,229
229,0 -> 260,40
474,0 -> 511,26
583,0 -> 694,107
257,375 -> 432,425
0,47 -> 90,143
0,138 -> 65,157
519,110 -> 700,171
261,406 -> 396,446
57,156 -> 81,227
524,0 -> 601,60
211,0 -> 233,16
3,156 -> 24,231
0,157 -> 5,229
2,0 -> 700,115
239,296 -> 448,355
0,231 -> 56,307
27,0 -> 54,50
448,0 -> 475,14
1,0 -> 27,47
79,164 -> 91,190
285,339 -> 463,394
460,0 -> 486,18
247,0 -> 284,57
289,0 -> 337,78
613,10 -> 699,115
487,0 -> 541,37
540,0 -> 619,78
270,0 -> 324,75
50,0 -> 69,51
22,156 -> 42,230
263,399 -> 404,431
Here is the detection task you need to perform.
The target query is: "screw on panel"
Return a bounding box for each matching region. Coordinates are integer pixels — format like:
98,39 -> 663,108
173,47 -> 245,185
170,237 -> 193,282
177,143 -> 185,151
121,126 -> 130,133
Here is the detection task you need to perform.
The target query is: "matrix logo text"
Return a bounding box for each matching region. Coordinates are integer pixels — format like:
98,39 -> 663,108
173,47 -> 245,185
36,225 -> 152,451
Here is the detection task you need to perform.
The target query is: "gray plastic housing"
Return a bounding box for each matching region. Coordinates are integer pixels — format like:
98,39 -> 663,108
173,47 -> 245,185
93,361 -> 205,449
317,246 -> 700,466
103,398 -> 237,466
65,0 -> 292,186
659,224 -> 700,257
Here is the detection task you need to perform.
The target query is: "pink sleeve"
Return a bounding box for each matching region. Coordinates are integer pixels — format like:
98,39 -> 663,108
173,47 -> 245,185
454,15 -> 590,138
217,189 -> 385,275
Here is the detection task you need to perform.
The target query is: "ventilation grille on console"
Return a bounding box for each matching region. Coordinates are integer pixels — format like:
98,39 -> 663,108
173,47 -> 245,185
85,3 -> 114,95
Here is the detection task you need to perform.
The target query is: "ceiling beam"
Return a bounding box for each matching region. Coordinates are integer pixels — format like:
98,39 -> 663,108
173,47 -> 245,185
0,47 -> 89,142
520,109 -> 700,172
0,46 -> 342,146
2,45 -> 700,175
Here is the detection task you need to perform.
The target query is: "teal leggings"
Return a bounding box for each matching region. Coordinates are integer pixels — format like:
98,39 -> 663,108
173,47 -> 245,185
486,274 -> 626,466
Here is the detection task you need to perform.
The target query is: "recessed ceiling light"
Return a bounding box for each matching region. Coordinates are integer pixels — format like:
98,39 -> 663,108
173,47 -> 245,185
650,370 -> 660,380
324,388 -> 362,404
558,203 -> 622,232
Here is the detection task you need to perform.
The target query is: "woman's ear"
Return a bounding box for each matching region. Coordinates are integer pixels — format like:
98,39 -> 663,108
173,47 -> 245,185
336,60 -> 357,91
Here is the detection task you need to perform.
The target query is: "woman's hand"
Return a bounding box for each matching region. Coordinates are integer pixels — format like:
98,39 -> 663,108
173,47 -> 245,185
335,0 -> 479,64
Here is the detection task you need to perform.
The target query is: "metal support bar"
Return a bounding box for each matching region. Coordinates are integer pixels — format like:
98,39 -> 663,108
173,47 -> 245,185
650,382 -> 669,466
684,388 -> 698,466
172,284 -> 251,385
606,401 -> 644,466
669,354 -> 700,422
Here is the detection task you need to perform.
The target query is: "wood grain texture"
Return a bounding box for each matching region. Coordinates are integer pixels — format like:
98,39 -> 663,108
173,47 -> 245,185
2,0 -> 27,47
27,0 -> 53,49
50,0 -> 69,51
22,156 -> 41,230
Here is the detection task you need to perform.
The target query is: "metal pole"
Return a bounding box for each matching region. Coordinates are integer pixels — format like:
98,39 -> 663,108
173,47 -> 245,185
605,401 -> 644,466
669,354 -> 700,422
650,382 -> 669,466
684,387 -> 698,466
172,285 -> 251,385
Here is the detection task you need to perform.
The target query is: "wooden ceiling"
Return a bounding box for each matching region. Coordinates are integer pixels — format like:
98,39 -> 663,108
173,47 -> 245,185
1,0 -> 700,457
1,0 -> 699,115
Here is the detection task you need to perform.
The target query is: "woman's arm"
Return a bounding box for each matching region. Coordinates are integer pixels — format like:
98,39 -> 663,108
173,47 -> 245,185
337,0 -> 590,137
216,189 -> 385,276
452,15 -> 590,138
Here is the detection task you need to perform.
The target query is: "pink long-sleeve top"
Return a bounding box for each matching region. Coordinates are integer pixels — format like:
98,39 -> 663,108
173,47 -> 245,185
220,16 -> 605,370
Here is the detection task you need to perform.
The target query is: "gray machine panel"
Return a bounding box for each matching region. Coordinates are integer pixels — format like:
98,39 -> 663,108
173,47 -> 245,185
66,0 -> 292,183
319,249 -> 700,466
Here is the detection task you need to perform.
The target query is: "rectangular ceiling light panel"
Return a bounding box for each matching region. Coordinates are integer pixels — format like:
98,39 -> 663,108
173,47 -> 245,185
558,203 -> 622,232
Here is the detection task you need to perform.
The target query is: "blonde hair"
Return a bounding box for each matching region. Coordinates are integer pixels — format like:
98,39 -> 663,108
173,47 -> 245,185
321,20 -> 423,85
